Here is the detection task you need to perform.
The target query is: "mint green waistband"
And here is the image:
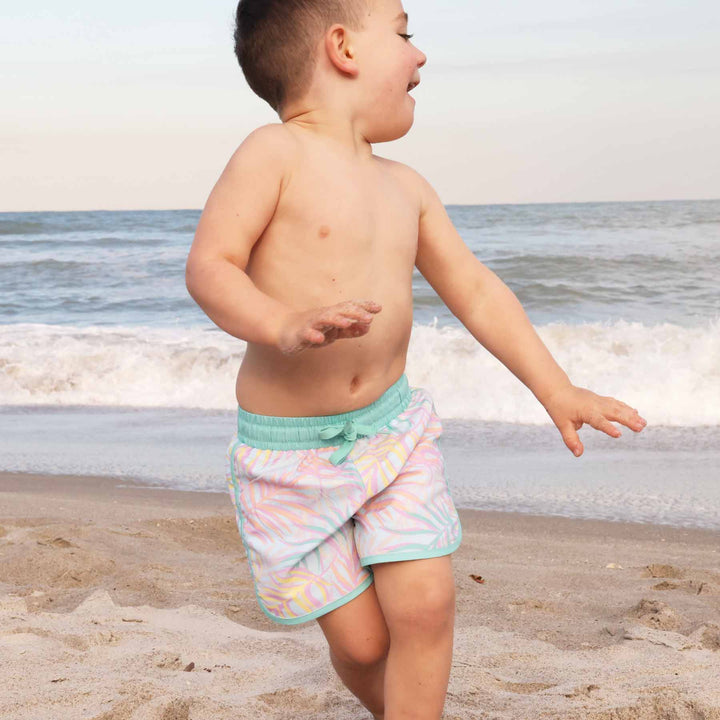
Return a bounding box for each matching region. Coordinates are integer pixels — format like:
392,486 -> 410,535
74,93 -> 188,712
235,374 -> 411,464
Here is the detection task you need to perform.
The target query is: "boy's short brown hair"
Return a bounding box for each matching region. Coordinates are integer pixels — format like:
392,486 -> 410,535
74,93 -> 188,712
234,0 -> 369,113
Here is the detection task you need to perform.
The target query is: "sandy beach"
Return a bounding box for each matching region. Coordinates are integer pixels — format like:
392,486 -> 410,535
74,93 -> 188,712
1,471 -> 719,719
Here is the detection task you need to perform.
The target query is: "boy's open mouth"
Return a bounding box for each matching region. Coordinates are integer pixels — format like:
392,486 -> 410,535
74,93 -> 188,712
407,80 -> 420,92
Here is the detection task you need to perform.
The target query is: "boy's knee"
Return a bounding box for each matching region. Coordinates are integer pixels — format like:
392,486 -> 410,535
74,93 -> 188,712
330,636 -> 390,668
403,587 -> 455,627
382,583 -> 456,636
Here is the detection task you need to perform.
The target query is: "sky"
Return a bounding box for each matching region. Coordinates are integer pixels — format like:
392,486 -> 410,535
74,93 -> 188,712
2,0 -> 719,211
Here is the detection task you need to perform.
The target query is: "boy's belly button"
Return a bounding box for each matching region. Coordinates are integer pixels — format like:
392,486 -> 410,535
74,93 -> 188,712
349,375 -> 360,393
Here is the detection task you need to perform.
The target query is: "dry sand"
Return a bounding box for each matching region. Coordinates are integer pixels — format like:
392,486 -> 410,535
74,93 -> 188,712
1,471 -> 719,719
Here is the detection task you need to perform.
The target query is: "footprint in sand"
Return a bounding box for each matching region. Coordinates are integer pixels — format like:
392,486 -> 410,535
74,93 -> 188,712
158,698 -> 191,720
562,683 -> 601,698
645,563 -> 684,579
494,678 -> 557,694
645,564 -> 719,595
507,598 -> 555,613
253,686 -> 350,715
652,579 -> 713,594
652,580 -> 682,590
90,697 -> 191,720
36,536 -> 77,548
585,687 -> 720,719
6,625 -> 90,651
149,650 -> 186,670
698,623 -> 720,651
89,698 -> 142,720
628,598 -> 684,631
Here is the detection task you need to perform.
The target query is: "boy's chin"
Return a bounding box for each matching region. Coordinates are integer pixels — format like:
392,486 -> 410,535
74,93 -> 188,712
365,112 -> 415,144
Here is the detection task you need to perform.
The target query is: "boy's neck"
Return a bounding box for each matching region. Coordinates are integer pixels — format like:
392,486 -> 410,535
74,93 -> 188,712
281,104 -> 374,162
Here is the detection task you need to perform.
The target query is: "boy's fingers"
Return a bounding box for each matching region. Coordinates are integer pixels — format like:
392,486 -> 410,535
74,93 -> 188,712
312,314 -> 349,330
617,408 -> 648,432
339,300 -> 382,321
349,299 -> 382,313
339,311 -> 373,324
559,422 -> 583,457
309,300 -> 380,322
314,308 -> 375,330
587,413 -> 622,438
304,327 -> 326,344
301,301 -> 380,347
603,399 -> 647,432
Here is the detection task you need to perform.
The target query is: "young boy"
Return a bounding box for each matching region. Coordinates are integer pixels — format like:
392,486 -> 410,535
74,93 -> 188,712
185,0 -> 648,717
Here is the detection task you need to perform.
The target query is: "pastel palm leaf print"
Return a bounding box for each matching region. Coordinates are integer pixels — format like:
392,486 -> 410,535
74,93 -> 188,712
226,387 -> 462,624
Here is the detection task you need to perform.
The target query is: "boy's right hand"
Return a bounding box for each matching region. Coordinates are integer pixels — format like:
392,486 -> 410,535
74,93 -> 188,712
277,300 -> 382,355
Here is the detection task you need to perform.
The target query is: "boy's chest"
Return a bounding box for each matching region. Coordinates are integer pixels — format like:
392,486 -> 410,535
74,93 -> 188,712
270,158 -> 419,262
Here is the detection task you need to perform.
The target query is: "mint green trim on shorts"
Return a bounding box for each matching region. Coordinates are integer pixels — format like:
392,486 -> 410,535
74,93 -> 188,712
236,373 -> 410,448
236,374 -> 412,465
227,438 -> 269,622
265,575 -> 375,625
359,526 -> 463,567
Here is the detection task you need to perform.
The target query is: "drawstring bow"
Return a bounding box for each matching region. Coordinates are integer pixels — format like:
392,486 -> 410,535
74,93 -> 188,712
318,419 -> 379,465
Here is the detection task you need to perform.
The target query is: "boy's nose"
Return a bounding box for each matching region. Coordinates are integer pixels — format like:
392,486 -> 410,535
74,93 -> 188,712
417,49 -> 427,68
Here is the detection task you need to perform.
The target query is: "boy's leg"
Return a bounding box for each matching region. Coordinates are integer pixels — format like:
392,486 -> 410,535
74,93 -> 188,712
371,555 -> 456,720
316,581 -> 390,719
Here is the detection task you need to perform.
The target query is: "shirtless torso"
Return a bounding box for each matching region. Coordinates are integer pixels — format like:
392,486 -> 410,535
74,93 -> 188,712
234,124 -> 422,416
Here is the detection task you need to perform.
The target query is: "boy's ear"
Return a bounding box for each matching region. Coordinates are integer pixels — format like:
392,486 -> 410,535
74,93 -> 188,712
324,24 -> 359,77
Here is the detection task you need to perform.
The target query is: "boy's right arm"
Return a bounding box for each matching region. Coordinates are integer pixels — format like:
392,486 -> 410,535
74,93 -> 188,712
185,125 -> 381,353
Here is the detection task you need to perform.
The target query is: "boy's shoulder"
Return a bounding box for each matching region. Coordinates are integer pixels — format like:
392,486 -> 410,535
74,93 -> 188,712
373,153 -> 435,211
228,122 -> 298,167
218,123 -> 299,197
225,124 -> 434,210
250,121 -> 298,146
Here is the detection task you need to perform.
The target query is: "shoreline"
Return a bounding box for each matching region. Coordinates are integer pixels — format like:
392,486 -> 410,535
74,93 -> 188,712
4,405 -> 720,533
3,469 -> 720,539
1,470 -> 719,718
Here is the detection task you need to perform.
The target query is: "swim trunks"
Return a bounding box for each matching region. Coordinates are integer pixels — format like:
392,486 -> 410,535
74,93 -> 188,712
225,374 -> 462,625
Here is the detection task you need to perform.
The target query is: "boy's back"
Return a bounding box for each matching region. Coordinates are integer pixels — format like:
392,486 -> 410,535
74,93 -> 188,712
194,121 -> 425,416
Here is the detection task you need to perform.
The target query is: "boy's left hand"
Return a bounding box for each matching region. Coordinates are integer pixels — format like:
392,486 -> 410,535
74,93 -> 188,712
542,385 -> 647,457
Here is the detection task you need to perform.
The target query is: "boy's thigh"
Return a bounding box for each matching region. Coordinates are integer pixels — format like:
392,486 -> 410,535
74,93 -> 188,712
371,555 -> 456,632
316,580 -> 390,665
351,432 -> 461,634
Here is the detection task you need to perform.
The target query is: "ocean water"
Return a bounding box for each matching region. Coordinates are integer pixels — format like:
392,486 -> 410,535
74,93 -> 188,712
1,200 -> 719,530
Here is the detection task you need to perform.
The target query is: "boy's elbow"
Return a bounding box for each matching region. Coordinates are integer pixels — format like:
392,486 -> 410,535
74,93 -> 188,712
184,255 -> 205,300
185,253 -> 237,303
184,258 -> 195,293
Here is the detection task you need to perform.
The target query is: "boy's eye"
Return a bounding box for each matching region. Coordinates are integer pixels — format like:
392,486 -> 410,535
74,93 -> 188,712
398,33 -> 414,41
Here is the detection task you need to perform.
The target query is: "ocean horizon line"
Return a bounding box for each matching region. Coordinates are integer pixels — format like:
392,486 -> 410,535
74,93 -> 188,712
2,196 -> 719,215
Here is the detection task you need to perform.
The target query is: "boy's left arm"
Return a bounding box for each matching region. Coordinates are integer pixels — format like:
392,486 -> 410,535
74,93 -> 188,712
413,174 -> 647,457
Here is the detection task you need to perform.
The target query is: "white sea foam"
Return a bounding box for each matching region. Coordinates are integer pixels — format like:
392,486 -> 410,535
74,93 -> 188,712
1,320 -> 717,425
